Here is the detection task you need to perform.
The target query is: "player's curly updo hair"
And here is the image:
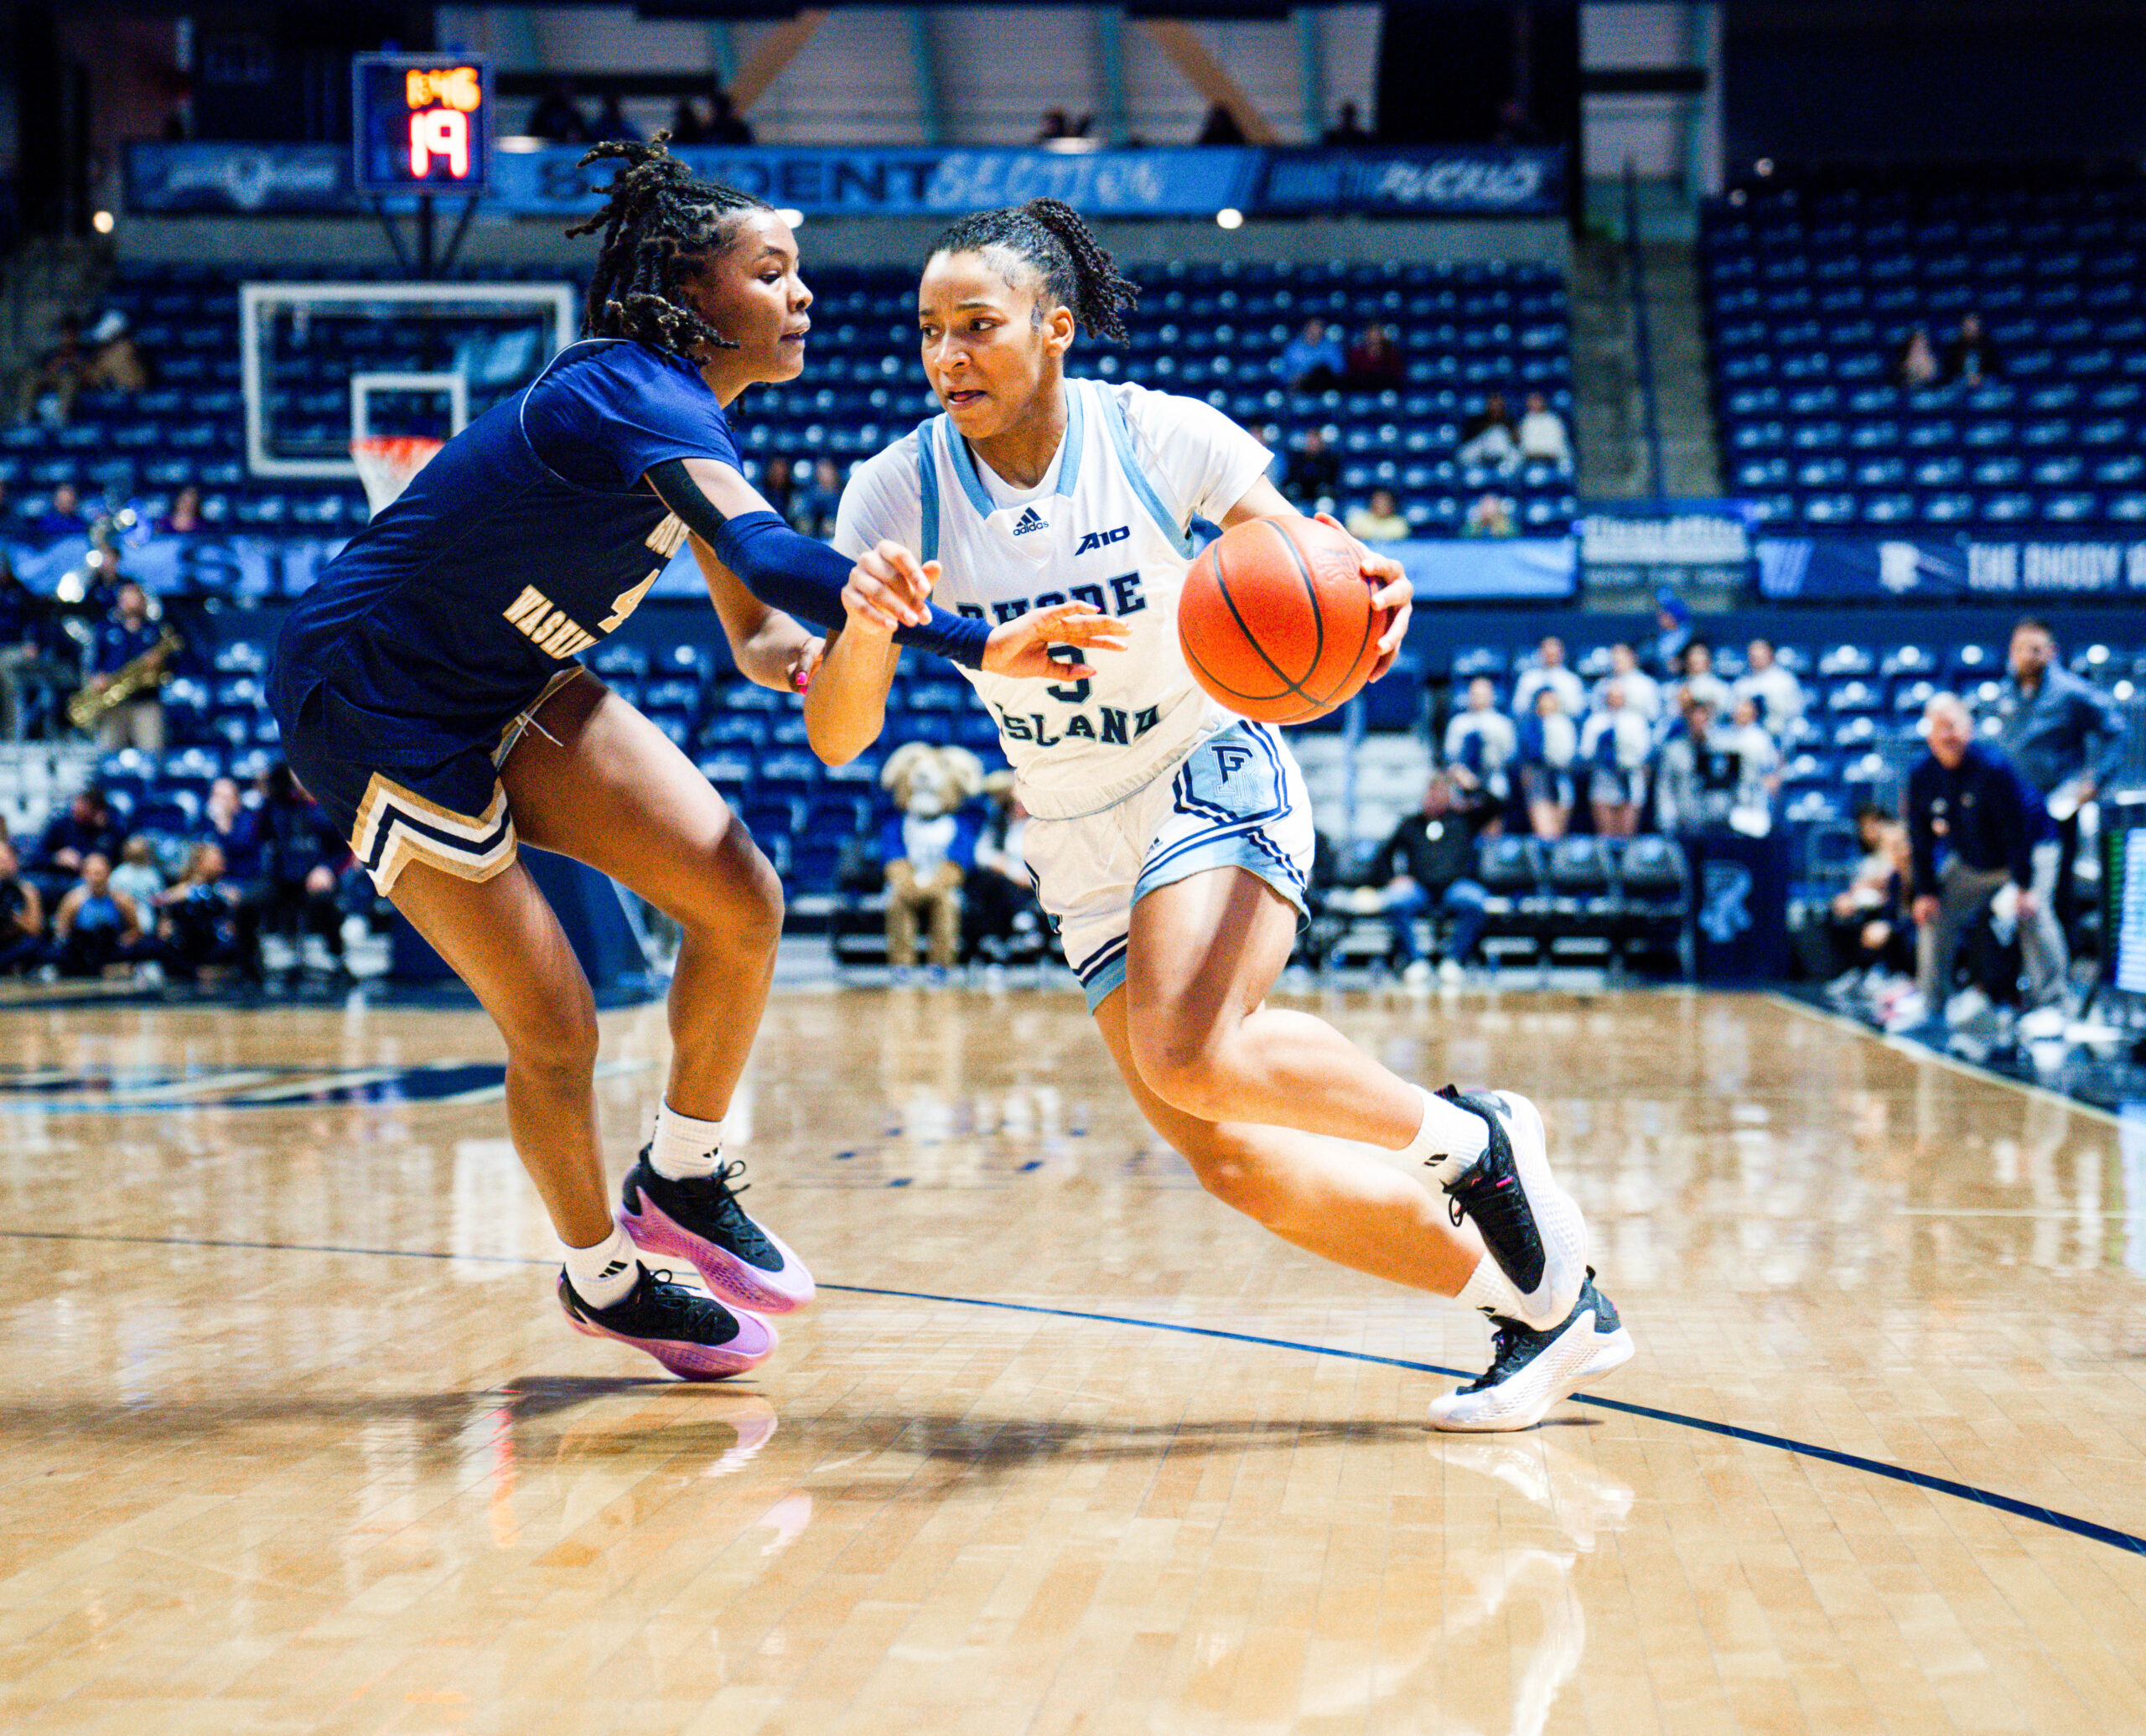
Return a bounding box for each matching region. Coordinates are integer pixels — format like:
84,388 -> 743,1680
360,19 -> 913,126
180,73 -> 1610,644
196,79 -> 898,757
567,132 -> 771,356
928,199 -> 1140,345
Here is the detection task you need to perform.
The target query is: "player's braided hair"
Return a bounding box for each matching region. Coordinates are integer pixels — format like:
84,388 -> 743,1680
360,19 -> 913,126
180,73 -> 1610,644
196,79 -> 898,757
929,198 -> 1140,345
566,132 -> 770,355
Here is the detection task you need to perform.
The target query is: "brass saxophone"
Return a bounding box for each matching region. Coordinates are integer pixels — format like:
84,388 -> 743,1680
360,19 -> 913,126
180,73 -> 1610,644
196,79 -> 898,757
68,624 -> 181,732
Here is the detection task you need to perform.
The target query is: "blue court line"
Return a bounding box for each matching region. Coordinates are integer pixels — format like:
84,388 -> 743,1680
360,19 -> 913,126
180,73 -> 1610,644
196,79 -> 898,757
3,1227 -> 2140,1561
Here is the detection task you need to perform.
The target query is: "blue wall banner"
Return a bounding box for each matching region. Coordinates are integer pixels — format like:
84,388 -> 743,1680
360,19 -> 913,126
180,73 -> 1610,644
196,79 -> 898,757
1758,534 -> 2146,602
125,141 -> 1565,221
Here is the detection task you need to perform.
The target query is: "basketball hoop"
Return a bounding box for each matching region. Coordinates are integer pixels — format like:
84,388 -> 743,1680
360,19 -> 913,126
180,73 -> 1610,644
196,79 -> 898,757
350,434 -> 445,517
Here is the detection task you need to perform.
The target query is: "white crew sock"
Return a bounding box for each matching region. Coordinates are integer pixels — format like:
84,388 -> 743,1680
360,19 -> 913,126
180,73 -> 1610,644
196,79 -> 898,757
1454,1249 -> 1527,1320
562,1223 -> 640,1309
651,1103 -> 726,1179
1401,1086 -> 1491,1183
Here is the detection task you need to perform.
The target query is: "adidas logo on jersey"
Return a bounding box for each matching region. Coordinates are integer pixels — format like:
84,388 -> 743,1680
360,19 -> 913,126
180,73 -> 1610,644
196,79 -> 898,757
1012,506 -> 1047,536
1073,525 -> 1131,555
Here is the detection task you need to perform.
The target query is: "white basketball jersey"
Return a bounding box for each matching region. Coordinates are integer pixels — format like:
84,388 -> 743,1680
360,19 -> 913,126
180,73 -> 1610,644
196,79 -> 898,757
835,378 -> 1271,820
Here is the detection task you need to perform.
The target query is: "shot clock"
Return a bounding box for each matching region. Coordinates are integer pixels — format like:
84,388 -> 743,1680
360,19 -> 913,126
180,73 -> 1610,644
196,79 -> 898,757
352,54 -> 493,196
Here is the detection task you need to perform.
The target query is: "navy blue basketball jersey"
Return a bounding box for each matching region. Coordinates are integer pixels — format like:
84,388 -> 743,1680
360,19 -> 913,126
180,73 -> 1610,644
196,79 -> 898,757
271,339 -> 736,750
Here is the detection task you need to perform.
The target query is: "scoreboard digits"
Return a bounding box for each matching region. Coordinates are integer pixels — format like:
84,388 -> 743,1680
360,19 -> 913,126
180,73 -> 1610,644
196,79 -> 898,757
353,54 -> 492,195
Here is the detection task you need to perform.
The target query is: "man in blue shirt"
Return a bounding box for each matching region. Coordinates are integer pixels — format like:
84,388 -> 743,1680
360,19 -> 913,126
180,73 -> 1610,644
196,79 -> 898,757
1905,693 -> 2066,1032
1992,618 -> 2124,945
86,579 -> 172,750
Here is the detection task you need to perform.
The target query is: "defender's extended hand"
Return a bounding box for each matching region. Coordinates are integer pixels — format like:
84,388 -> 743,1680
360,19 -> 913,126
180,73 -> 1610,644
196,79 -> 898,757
981,602 -> 1132,681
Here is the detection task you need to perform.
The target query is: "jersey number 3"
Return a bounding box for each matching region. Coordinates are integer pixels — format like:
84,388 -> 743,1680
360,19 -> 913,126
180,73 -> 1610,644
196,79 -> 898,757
601,513 -> 689,634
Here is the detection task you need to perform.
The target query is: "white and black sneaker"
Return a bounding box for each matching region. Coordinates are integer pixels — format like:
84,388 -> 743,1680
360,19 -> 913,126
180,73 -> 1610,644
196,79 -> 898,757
1430,1270 -> 1634,1433
1432,1087 -> 1588,1330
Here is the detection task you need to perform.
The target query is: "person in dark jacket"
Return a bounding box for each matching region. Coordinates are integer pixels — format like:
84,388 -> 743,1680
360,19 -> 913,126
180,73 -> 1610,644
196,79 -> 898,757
29,786 -> 122,902
1370,773 -> 1490,983
0,837 -> 45,974
251,762 -> 350,973
1905,694 -> 2066,1027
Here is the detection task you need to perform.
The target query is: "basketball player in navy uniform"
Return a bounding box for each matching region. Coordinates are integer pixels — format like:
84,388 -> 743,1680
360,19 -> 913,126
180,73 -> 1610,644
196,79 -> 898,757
269,142 -> 1122,1378
809,200 -> 1632,1429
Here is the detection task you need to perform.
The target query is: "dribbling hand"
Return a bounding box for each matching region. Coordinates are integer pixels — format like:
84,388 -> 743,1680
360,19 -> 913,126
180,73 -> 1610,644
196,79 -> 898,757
1313,511 -> 1413,681
981,602 -> 1132,681
843,540 -> 936,637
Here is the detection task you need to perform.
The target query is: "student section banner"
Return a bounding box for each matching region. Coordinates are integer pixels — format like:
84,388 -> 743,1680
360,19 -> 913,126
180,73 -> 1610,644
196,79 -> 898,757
1758,534 -> 2146,601
125,142 -> 1566,221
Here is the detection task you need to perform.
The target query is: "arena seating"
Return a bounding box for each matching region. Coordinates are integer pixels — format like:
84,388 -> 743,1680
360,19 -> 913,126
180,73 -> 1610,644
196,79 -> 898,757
1703,174 -> 2146,533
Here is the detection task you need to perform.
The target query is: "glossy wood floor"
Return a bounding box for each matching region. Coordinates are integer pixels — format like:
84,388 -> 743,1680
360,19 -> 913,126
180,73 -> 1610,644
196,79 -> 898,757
1,982 -> 2142,1735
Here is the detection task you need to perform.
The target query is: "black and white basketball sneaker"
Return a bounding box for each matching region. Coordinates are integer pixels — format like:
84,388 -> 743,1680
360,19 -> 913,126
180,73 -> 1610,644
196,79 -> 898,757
1429,1270 -> 1634,1433
617,1148 -> 816,1315
1431,1086 -> 1588,1330
557,1266 -> 775,1381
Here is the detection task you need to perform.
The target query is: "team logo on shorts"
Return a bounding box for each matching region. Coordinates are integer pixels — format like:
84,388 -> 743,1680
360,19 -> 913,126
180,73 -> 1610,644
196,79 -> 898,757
1213,744 -> 1253,780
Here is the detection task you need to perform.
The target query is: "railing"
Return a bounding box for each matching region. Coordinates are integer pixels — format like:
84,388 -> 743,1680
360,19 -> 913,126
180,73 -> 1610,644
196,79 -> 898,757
1622,161 -> 1667,504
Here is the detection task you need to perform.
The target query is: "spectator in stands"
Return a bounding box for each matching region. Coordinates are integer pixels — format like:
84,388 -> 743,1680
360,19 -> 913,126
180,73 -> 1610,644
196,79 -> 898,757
526,84 -> 591,144
156,841 -> 244,983
1036,109 -> 1094,143
15,319 -> 86,426
253,763 -> 350,975
796,456 -> 844,539
1734,637 -> 1804,733
1895,325 -> 1941,391
86,579 -> 168,751
1462,491 -> 1515,538
1946,311 -> 1998,385
1323,101 -> 1372,144
1800,806 -> 1910,988
200,776 -> 261,880
1444,676 -> 1516,833
1595,641 -> 1662,723
1580,681 -> 1654,836
29,786 -> 122,902
108,834 -> 164,915
707,88 -> 754,145
1281,428 -> 1340,508
1196,102 -> 1247,145
32,483 -> 88,542
1671,640 -> 1731,717
1656,697 -> 1767,835
1512,635 -> 1586,717
157,485 -> 204,536
1345,487 -> 1411,543
1516,391 -> 1572,472
1370,772 -> 1489,985
1278,319 -> 1344,391
962,778 -> 1041,968
0,837 -> 43,976
0,558 -> 54,739
1343,323 -> 1405,391
1993,616 -> 2123,946
1905,693 -> 2068,1037
81,312 -> 148,396
1724,694 -> 1781,798
668,97 -> 710,144
1652,592 -> 1692,675
49,852 -> 147,978
593,93 -> 640,143
1515,687 -> 1578,840
759,455 -> 797,526
1456,394 -> 1520,473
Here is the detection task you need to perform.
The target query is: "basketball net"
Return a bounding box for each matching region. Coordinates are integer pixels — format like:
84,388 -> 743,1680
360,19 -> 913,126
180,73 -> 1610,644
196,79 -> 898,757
350,434 -> 444,518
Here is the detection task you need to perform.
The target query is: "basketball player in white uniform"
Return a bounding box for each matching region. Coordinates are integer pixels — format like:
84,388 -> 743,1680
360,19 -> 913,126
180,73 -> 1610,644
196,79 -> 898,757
810,200 -> 1631,1429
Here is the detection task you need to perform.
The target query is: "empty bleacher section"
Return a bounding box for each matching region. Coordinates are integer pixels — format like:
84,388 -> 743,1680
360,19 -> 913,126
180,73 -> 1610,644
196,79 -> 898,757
1703,173 -> 2146,536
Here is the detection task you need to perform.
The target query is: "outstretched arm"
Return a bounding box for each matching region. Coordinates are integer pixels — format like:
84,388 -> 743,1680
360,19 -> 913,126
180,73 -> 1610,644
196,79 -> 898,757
687,530 -> 820,693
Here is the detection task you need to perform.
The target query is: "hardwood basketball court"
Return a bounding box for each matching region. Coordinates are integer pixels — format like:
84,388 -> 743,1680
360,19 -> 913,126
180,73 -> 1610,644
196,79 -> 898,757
1,983 -> 2141,1733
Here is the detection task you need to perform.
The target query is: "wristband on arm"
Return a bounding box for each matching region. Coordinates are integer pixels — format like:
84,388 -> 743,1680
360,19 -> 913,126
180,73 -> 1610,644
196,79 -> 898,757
646,461 -> 990,669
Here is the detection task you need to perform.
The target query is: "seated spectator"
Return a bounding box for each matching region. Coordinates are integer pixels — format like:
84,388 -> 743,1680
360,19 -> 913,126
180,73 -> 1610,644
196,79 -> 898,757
1,559 -> 51,739
1652,592 -> 1692,675
1036,108 -> 1088,143
668,97 -> 710,144
1671,640 -> 1731,717
254,764 -> 350,974
81,312 -> 148,395
1282,428 -> 1340,508
1196,102 -> 1247,145
1461,491 -> 1515,538
108,834 -> 165,914
200,775 -> 262,881
526,84 -> 590,144
29,786 -> 122,902
1443,676 -> 1516,832
1278,319 -> 1344,391
1511,635 -> 1586,718
707,88 -> 754,145
85,579 -> 171,752
49,852 -> 148,978
1946,311 -> 1998,385
32,483 -> 88,542
592,93 -> 639,143
1724,694 -> 1781,795
1515,687 -> 1578,840
157,841 -> 244,982
1580,681 -> 1655,836
1343,324 -> 1405,391
1896,325 -> 1941,390
759,455 -> 797,526
1322,101 -> 1372,144
15,319 -> 87,426
1594,641 -> 1662,723
1345,487 -> 1411,542
1733,637 -> 1805,733
1369,773 -> 1489,984
795,457 -> 843,539
1799,806 -> 1910,990
1904,694 -> 2066,1034
1457,394 -> 1520,473
0,837 -> 43,975
962,778 -> 1042,966
1516,391 -> 1572,471
157,485 -> 204,536
1656,697 -> 1769,835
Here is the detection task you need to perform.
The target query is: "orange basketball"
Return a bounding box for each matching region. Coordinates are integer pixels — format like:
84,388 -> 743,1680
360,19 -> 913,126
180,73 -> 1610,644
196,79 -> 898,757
1177,516 -> 1392,724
